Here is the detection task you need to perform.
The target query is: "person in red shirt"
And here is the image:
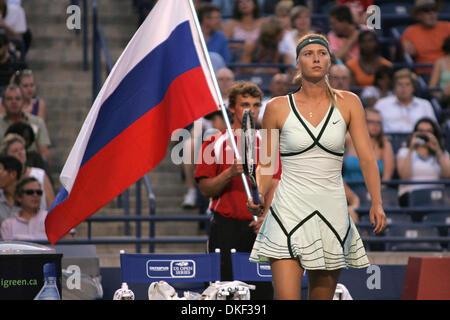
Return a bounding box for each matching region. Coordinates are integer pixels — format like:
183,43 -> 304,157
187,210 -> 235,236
195,81 -> 281,299
337,0 -> 373,25
402,0 -> 450,75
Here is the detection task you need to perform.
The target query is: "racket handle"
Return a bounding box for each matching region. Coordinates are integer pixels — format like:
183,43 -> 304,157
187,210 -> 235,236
251,188 -> 261,205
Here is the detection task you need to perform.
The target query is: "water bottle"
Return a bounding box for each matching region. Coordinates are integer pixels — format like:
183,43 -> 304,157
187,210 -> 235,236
113,282 -> 135,300
34,263 -> 61,300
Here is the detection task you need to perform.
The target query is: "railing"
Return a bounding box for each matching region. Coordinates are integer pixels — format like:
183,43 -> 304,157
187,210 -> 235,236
29,179 -> 448,252
73,0 -> 113,100
91,0 -> 113,100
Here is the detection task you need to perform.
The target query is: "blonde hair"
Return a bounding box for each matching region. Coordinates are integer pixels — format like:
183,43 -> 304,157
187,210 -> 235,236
294,33 -> 342,106
10,69 -> 34,86
1,133 -> 26,155
290,5 -> 310,26
393,68 -> 417,88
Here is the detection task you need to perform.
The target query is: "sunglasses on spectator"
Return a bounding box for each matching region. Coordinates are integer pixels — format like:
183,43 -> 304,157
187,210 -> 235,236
419,7 -> 437,13
22,189 -> 43,196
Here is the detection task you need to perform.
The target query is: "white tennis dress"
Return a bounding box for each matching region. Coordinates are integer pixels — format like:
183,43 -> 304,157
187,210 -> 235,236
250,94 -> 370,270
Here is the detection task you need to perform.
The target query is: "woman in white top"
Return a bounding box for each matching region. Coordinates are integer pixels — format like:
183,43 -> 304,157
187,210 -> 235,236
278,5 -> 315,65
396,117 -> 450,206
248,33 -> 386,300
1,134 -> 54,210
223,0 -> 263,55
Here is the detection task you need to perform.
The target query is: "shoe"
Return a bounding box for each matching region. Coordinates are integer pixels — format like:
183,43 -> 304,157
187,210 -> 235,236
182,188 -> 197,208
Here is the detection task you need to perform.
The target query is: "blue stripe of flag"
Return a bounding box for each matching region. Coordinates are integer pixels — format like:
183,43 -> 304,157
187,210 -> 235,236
81,21 -> 201,166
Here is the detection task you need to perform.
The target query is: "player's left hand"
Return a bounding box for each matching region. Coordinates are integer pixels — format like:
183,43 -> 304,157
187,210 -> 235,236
370,203 -> 386,235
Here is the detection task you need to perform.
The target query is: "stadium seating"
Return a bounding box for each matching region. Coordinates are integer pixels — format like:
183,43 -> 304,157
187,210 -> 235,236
422,212 -> 450,247
230,249 -> 273,282
353,187 -> 400,207
377,2 -> 413,15
384,225 -> 442,252
408,188 -> 446,207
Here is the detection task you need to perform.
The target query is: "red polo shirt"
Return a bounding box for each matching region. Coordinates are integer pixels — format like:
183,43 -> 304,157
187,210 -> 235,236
195,129 -> 281,220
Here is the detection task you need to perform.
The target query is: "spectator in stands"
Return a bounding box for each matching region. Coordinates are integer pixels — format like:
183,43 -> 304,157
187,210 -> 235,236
402,0 -> 450,75
0,0 -> 27,41
258,73 -> 290,127
261,0 -> 314,16
346,30 -> 392,87
223,0 -> 263,49
337,0 -> 373,26
1,133 -> 54,210
0,84 -> 51,162
329,64 -> 351,91
361,65 -> 394,108
374,68 -> 437,133
343,108 -> 395,189
327,5 -> 362,63
429,36 -> 450,108
0,155 -> 21,230
278,5 -> 315,65
180,68 -> 235,209
397,117 -> 450,206
272,1 -> 294,33
9,69 -> 46,120
195,81 -> 280,299
1,177 -> 47,240
0,33 -> 27,87
212,0 -> 234,18
199,3 -> 231,64
239,17 -> 293,74
4,121 -> 46,170
216,67 -> 235,108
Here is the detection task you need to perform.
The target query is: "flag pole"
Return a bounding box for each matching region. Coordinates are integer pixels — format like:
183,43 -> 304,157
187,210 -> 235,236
187,0 -> 253,202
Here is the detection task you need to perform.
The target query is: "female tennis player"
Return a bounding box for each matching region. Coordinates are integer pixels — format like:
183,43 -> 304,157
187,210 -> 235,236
248,33 -> 386,300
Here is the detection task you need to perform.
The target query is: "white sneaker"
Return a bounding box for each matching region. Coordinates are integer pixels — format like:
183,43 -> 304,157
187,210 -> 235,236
182,188 -> 197,208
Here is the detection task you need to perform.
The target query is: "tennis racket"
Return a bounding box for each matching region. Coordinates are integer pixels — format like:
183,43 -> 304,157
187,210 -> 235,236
242,109 -> 261,206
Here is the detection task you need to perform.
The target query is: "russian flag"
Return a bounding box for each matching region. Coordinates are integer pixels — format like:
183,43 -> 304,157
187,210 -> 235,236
45,0 -> 220,244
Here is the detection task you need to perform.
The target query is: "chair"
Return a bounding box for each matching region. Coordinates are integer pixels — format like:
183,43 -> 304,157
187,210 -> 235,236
408,188 -> 445,207
361,213 -> 411,225
382,187 -> 400,207
353,188 -> 371,207
384,225 -> 442,251
423,213 -> 450,239
351,187 -> 399,207
385,132 -> 409,154
230,249 -> 274,282
379,2 -> 412,15
230,249 -> 308,299
444,186 -> 450,206
120,250 -> 220,284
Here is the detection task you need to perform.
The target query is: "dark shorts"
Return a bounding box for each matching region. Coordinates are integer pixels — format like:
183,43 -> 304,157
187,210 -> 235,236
208,212 -> 273,300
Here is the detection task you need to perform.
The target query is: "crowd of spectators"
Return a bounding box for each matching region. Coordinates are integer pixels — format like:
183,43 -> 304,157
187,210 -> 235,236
0,0 -> 57,241
2,0 -> 448,245
147,0 -> 450,240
